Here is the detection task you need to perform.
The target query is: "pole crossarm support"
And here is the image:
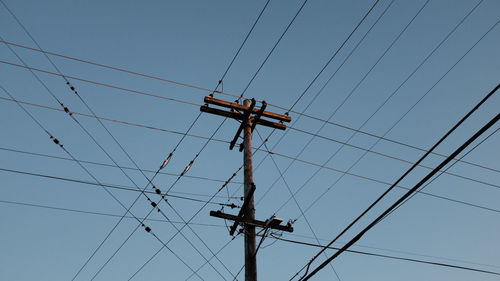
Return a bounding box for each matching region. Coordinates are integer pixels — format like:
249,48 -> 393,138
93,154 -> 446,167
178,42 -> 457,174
229,183 -> 257,235
204,96 -> 291,122
200,105 -> 286,130
210,210 -> 294,233
230,99 -> 257,150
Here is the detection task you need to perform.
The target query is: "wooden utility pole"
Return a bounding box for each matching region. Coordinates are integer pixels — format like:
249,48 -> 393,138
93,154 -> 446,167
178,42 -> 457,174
201,96 -> 293,281
242,99 -> 257,281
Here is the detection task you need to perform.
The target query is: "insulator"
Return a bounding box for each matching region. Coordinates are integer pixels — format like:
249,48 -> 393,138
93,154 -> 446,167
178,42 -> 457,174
182,163 -> 191,174
145,226 -> 151,232
159,153 -> 172,170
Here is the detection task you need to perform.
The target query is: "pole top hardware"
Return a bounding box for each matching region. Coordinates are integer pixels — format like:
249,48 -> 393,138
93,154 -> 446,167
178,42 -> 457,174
200,96 -> 291,150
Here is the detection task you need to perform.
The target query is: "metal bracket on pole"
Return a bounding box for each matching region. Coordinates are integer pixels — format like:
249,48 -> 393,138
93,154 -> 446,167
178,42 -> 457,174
210,210 -> 294,233
229,98 -> 256,150
229,182 -> 256,236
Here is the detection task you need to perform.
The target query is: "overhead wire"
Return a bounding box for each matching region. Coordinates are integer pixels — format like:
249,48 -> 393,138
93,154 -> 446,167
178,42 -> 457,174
275,0 -> 494,220
0,146 -> 243,186
231,1 -> 386,279
291,82 -> 498,278
1,37 -> 224,281
295,5 -> 500,224
379,126 -> 499,224
0,61 -> 497,176
282,232 -> 500,270
96,1 -> 282,278
255,0 -> 411,207
1,97 -> 498,192
255,130 -> 343,280
273,234 -> 500,277
2,142 -> 496,216
0,199 -> 227,228
127,0 -> 317,277
0,167 -> 240,206
299,113 -> 500,281
0,83 -> 205,280
1,3 -> 229,278
263,0 -> 432,209
185,236 -> 241,281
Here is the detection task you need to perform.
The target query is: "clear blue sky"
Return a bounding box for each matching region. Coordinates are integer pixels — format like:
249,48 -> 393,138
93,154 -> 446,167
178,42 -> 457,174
1,0 -> 499,280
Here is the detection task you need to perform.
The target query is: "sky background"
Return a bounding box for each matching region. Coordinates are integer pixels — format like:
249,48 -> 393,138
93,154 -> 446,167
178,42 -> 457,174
0,0 -> 499,280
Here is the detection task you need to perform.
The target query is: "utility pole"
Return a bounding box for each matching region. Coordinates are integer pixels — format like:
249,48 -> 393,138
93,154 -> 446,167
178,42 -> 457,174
201,96 -> 294,281
242,99 -> 257,281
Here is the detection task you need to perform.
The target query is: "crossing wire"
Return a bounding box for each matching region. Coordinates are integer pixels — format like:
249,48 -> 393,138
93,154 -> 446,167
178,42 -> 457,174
299,114 -> 500,281
273,234 -> 500,277
125,139 -> 269,281
1,97 -> 498,192
291,80 -> 498,278
379,127 -> 499,224
0,60 -> 497,176
0,84 -> 205,280
2,132 -> 498,216
2,39 -> 498,175
86,1 -> 281,277
255,0 -> 429,207
1,32 -> 226,280
281,2 -> 499,224
0,199 -> 227,228
0,167 -> 240,206
0,146 -> 243,186
1,3 -> 230,278
227,0 -> 385,278
125,0 -> 318,278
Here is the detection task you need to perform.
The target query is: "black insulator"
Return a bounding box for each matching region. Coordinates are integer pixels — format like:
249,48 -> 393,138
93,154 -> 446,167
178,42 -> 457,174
151,202 -> 157,208
155,188 -> 161,194
70,86 -> 75,91
145,226 -> 151,232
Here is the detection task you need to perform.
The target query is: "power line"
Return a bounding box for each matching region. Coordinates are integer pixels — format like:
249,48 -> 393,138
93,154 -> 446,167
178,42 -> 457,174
380,126 -> 499,224
257,147 -> 500,215
0,62 -> 497,176
125,137 -> 270,280
273,234 -> 500,277
186,236 -> 240,281
255,0 -> 428,207
298,106 -> 499,279
0,146 -> 242,185
256,130 -> 342,280
1,25 -> 213,279
0,167 -> 240,206
276,0 -> 496,222
1,96 -> 497,192
1,3 -> 222,273
0,83 -> 206,280
282,232 -> 500,270
2,139 -> 497,215
229,1 -> 386,279
0,199 -> 227,228
125,1 -> 318,277
291,82 -> 498,279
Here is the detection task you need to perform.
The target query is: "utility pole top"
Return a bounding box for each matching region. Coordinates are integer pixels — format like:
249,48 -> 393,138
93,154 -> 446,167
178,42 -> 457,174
201,96 -> 293,281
